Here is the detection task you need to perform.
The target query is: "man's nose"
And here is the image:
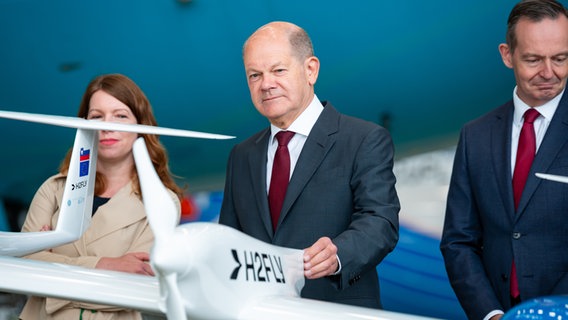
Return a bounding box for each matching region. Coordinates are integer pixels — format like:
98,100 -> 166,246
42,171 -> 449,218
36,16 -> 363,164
539,60 -> 554,79
260,75 -> 276,91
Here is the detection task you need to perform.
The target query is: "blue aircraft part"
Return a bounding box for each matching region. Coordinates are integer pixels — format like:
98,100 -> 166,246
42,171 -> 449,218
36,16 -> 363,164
502,295 -> 568,319
199,191 -> 224,222
378,225 -> 466,319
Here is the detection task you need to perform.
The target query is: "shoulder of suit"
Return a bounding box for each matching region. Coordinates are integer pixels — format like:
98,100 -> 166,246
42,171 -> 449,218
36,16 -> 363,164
321,101 -> 381,130
464,100 -> 513,129
234,127 -> 270,148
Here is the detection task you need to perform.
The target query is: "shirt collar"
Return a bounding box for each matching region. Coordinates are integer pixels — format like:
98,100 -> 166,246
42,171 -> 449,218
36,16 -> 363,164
270,94 -> 324,143
513,86 -> 564,125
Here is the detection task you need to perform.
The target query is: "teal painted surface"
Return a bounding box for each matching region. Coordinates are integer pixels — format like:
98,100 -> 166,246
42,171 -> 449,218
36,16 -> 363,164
0,1 -> 564,201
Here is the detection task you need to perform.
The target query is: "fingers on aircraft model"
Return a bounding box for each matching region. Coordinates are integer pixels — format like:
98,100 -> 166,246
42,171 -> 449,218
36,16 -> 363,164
0,110 -> 434,320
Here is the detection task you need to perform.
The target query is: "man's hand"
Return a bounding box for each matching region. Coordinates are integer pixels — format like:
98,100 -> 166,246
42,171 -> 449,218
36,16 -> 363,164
96,252 -> 154,276
303,237 -> 338,279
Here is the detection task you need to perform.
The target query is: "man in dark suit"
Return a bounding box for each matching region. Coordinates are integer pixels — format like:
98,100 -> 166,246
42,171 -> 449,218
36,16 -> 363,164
218,21 -> 399,308
440,1 -> 568,319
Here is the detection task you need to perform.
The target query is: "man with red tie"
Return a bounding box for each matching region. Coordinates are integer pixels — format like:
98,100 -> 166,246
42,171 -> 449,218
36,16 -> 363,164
440,1 -> 568,319
219,21 -> 400,308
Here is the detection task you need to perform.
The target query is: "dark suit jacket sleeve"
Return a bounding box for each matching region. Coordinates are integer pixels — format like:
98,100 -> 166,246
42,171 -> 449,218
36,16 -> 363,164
218,146 -> 242,230
440,128 -> 503,319
333,125 -> 399,290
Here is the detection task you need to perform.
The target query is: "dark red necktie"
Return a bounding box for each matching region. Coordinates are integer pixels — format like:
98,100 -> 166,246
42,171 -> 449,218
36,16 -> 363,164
510,108 -> 540,299
269,131 -> 295,231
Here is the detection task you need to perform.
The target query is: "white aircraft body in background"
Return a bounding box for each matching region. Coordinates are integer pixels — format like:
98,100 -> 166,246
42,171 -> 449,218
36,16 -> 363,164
0,111 -> 435,320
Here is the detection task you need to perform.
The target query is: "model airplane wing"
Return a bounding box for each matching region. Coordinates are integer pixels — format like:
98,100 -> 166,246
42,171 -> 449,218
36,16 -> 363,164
0,110 -> 234,257
0,110 -> 235,140
0,255 -> 161,314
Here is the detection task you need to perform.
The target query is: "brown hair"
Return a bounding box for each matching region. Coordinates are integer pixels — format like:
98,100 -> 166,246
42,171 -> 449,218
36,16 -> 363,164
59,73 -> 184,200
506,0 -> 568,52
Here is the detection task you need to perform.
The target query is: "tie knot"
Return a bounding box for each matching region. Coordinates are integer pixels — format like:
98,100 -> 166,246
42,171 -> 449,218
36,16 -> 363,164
523,108 -> 540,124
275,131 -> 295,146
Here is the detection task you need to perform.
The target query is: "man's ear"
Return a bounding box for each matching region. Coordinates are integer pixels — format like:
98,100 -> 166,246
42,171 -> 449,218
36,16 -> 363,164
305,56 -> 320,86
499,43 -> 514,69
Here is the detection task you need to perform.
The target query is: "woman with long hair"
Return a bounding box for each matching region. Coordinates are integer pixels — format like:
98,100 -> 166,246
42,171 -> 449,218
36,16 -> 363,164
20,73 -> 183,320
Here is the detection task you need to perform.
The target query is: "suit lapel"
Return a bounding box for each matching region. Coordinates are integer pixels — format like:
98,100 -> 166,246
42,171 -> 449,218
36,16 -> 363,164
278,104 -> 339,228
517,93 -> 568,218
491,102 -> 516,220
248,129 -> 274,236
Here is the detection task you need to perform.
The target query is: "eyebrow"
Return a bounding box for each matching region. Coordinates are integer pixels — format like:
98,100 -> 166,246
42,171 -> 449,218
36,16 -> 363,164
88,107 -> 132,114
246,61 -> 286,73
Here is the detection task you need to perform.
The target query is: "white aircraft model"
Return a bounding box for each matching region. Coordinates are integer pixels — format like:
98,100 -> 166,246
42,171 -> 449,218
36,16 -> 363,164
0,111 -> 435,320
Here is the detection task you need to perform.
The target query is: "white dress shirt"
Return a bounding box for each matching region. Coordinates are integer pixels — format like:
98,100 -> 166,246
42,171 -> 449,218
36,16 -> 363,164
266,95 -> 324,191
510,86 -> 562,175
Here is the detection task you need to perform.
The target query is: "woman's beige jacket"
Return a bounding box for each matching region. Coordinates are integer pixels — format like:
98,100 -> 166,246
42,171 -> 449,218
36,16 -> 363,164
19,173 -> 180,320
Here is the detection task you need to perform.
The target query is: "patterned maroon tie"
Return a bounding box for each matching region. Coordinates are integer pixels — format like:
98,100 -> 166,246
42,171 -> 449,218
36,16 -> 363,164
269,131 -> 295,231
510,108 -> 540,299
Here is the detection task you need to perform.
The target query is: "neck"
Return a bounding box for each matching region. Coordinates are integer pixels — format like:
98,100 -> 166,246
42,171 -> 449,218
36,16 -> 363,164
97,160 -> 133,198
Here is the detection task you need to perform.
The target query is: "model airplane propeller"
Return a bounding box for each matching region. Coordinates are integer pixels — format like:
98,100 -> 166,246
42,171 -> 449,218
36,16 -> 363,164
134,138 -> 188,319
0,110 -> 435,320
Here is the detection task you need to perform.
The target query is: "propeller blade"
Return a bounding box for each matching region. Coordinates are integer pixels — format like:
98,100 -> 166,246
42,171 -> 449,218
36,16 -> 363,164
0,110 -> 235,139
164,273 -> 187,320
133,137 -> 188,319
132,137 -> 178,245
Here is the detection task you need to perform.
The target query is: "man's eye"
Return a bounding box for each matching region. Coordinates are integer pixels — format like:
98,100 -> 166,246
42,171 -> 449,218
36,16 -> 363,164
248,73 -> 260,82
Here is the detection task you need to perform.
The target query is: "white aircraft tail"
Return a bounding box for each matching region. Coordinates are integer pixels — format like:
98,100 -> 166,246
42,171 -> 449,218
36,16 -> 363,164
0,109 -> 234,257
55,128 -> 97,238
0,128 -> 97,257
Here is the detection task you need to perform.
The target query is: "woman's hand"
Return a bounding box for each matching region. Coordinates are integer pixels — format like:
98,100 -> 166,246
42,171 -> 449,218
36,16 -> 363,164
96,252 -> 154,276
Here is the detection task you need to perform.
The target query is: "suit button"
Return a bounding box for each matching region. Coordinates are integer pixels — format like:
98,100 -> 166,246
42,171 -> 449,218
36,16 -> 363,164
349,275 -> 361,286
512,232 -> 521,239
501,274 -> 508,281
